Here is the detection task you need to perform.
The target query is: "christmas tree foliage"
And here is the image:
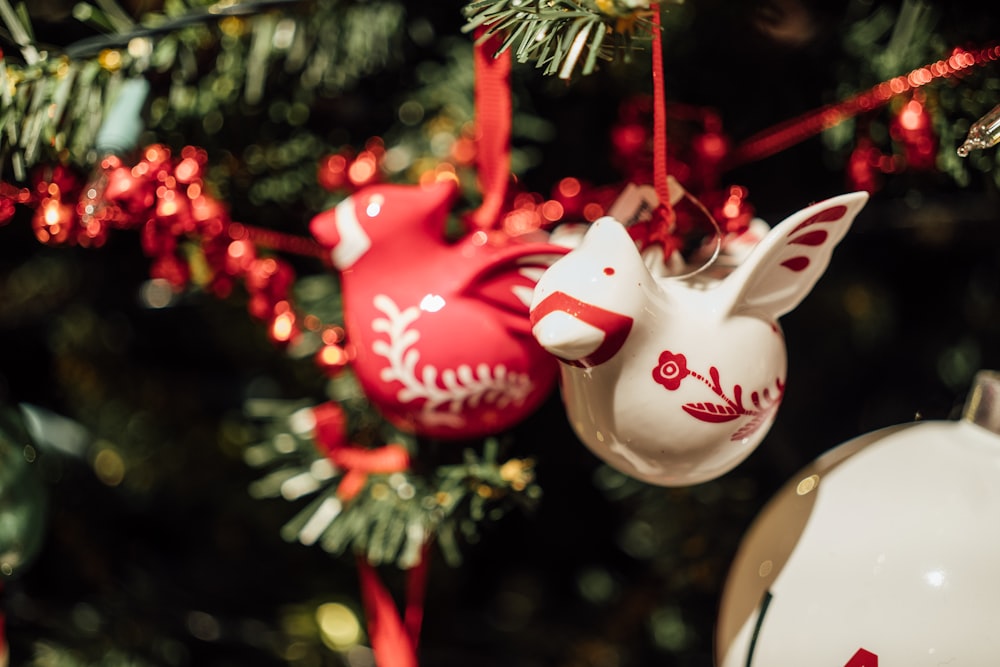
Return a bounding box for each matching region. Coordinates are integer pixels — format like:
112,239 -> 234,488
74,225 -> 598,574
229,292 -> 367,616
0,0 -> 999,665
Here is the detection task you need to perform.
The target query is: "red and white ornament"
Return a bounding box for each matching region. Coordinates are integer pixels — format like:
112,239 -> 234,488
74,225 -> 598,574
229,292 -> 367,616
309,179 -> 566,440
529,192 -> 868,486
717,370 -> 1000,666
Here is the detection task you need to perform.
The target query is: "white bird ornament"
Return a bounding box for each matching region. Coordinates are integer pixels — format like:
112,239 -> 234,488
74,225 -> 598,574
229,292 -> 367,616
529,192 -> 869,486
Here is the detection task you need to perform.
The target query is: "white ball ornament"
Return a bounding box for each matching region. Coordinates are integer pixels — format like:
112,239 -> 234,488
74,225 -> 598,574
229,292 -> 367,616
716,370 -> 1000,667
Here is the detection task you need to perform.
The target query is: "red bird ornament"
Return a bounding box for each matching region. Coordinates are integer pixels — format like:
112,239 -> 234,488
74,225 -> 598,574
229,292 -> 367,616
310,179 -> 567,440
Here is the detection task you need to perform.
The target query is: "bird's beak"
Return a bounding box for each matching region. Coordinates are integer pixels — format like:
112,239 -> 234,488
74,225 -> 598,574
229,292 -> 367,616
530,291 -> 633,368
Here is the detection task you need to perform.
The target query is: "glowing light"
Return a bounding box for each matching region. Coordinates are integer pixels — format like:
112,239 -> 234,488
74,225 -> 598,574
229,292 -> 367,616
699,133 -> 728,159
583,203 -> 605,221
174,157 -> 200,183
503,209 -> 541,236
145,145 -> 168,163
723,199 -> 742,219
514,192 -> 541,209
127,37 -> 152,58
218,15 -> 245,36
158,198 -> 178,217
98,49 -> 122,71
557,177 -> 582,198
318,344 -> 348,368
348,151 -> 378,186
540,200 -> 564,222
227,240 -> 252,264
899,100 -> 928,131
450,137 -> 476,164
321,326 -> 344,344
316,603 -> 362,650
796,474 -> 819,495
93,447 -> 125,487
271,311 -> 296,342
140,279 -> 178,309
43,200 -> 62,225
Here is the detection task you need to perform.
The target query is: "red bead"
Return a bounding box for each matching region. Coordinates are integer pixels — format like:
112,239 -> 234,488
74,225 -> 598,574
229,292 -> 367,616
317,152 -> 350,191
0,197 -> 15,225
890,97 -> 938,171
316,343 -> 351,377
32,198 -> 76,245
105,166 -> 155,217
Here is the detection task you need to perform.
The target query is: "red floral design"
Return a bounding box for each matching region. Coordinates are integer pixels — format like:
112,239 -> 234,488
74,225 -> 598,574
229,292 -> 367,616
652,350 -> 689,390
651,349 -> 784,441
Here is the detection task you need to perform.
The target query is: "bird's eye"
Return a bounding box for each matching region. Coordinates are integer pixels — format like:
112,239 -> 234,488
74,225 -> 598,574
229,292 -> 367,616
603,267 -> 615,276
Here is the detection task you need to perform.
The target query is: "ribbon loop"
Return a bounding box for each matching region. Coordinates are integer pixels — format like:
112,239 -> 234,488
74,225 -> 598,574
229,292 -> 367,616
466,29 -> 513,232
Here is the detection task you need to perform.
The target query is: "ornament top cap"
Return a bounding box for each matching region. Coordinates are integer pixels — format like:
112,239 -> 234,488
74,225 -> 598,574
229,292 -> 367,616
962,370 -> 1000,435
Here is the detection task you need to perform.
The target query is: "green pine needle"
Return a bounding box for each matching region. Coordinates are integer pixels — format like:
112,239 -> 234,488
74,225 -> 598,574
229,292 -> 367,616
463,0 -> 658,78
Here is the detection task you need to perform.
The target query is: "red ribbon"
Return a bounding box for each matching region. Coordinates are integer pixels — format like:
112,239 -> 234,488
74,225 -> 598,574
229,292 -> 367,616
311,402 -> 428,667
726,44 -> 1000,168
356,544 -> 432,667
311,401 -> 411,503
648,5 -> 676,247
466,29 -> 513,232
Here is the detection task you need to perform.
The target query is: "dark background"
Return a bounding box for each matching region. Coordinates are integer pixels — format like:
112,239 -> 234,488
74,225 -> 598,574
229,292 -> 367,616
2,1 -> 1000,665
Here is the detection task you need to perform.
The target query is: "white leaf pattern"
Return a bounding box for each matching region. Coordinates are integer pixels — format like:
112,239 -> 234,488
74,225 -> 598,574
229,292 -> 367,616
369,294 -> 534,429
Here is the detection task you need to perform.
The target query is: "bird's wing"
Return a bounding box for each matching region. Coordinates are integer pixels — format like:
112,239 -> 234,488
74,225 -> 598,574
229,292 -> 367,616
720,192 -> 868,320
458,241 -> 569,337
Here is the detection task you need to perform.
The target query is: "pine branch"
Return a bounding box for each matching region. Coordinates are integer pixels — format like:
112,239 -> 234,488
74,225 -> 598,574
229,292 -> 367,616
0,0 -> 407,179
462,0 -> 668,78
244,399 -> 541,570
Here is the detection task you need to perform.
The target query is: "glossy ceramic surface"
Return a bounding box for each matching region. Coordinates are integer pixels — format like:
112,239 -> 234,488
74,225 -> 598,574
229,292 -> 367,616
309,180 -> 566,440
529,192 -> 868,486
717,410 -> 1000,666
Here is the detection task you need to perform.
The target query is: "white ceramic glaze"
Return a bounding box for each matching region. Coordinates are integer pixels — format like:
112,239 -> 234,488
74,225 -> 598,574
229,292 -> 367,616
717,371 -> 1000,666
529,192 -> 868,486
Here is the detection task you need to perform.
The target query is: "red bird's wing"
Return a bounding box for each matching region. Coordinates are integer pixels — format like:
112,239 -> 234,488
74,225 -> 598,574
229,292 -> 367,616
458,241 -> 569,337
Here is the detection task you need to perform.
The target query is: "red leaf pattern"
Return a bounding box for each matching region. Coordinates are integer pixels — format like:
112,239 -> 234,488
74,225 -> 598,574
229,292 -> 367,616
654,349 -> 784,440
682,402 -> 740,423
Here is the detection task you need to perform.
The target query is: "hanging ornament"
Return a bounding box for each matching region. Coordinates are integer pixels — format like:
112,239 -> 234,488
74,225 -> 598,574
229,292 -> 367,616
890,96 -> 938,170
30,165 -> 80,245
846,137 -> 885,194
309,179 -> 565,440
529,192 -> 868,486
717,370 -> 1000,666
308,33 -> 568,440
687,111 -> 731,193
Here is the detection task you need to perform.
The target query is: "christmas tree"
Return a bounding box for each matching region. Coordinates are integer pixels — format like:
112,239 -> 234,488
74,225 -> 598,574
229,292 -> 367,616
1,0 -> 999,665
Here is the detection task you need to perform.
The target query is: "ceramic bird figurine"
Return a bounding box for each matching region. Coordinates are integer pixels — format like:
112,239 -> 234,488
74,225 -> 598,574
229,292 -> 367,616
309,179 -> 566,440
529,192 -> 869,486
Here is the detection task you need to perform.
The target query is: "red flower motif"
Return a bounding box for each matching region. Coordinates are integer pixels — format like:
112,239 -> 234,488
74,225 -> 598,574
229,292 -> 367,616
652,350 -> 689,390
